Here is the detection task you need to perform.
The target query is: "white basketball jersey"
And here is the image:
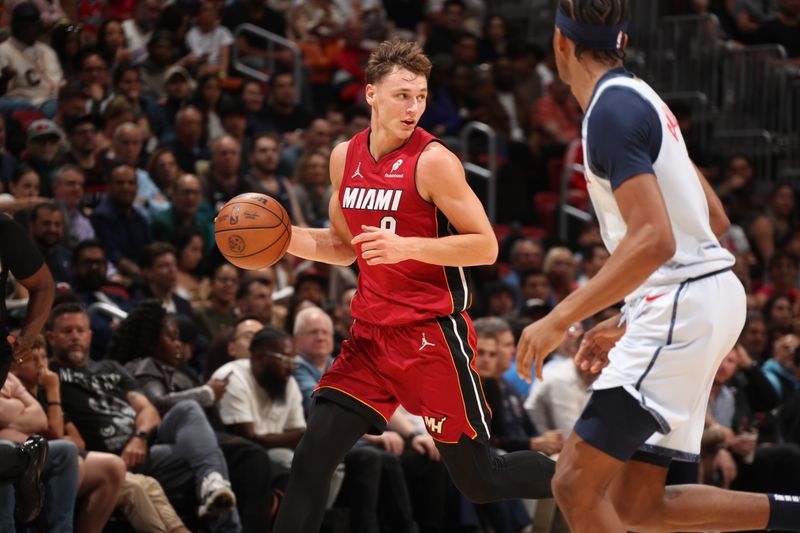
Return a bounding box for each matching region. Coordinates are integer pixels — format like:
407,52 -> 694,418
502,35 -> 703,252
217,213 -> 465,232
581,73 -> 733,302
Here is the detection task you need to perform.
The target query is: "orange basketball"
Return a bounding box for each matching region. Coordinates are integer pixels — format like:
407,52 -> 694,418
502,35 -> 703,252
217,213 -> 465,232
214,193 -> 292,270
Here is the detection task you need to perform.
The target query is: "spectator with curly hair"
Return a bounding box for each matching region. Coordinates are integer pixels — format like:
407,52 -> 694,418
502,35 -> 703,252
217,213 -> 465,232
119,300 -> 276,533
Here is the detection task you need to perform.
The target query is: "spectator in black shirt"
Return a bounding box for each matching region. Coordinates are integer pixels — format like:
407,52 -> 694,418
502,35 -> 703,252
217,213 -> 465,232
28,202 -> 73,285
70,239 -> 133,357
205,135 -> 248,213
261,72 -> 312,135
47,302 -> 242,527
90,162 -> 151,280
160,106 -> 209,174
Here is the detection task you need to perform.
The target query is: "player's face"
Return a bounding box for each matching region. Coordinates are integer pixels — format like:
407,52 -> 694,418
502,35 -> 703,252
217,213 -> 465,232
367,67 -> 428,140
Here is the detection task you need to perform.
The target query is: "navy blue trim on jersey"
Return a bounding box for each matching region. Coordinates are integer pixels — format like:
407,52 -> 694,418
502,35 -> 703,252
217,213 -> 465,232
574,387 -> 662,462
631,449 -> 672,468
638,443 -> 700,463
586,86 -> 662,190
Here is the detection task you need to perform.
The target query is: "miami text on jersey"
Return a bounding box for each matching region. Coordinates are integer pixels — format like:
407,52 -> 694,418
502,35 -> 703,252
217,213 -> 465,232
341,187 -> 403,211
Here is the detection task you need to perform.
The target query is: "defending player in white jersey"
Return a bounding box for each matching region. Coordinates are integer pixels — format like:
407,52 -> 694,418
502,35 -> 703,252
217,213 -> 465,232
516,1 -> 800,531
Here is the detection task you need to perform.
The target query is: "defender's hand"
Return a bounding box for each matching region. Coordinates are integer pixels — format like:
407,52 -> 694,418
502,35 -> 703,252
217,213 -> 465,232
574,314 -> 625,374
351,225 -> 410,265
516,317 -> 568,382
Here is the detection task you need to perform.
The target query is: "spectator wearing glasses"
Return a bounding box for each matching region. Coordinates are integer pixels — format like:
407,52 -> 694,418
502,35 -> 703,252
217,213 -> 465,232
211,326 -> 305,472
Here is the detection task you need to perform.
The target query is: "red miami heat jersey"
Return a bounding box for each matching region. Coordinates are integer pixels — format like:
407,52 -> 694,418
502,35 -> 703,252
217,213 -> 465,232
340,127 -> 471,326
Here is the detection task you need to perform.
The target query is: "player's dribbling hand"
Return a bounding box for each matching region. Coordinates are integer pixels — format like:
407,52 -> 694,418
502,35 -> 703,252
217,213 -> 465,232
516,317 -> 568,383
574,313 -> 625,374
351,225 -> 409,265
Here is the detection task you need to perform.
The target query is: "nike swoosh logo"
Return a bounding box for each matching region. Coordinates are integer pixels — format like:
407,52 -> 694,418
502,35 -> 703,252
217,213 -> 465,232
644,292 -> 669,302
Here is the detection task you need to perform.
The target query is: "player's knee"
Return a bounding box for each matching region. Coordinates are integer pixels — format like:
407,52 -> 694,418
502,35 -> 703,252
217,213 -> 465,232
551,464 -> 583,508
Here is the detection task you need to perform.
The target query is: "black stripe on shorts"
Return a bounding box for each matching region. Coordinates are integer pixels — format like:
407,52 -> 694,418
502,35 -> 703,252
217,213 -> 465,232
437,313 -> 491,443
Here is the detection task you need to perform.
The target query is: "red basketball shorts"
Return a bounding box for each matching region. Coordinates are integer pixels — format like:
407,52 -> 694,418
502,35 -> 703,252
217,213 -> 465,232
314,311 -> 492,444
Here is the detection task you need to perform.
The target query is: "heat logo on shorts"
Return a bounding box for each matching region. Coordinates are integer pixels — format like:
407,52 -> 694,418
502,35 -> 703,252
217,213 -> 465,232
423,415 -> 447,435
342,187 -> 403,211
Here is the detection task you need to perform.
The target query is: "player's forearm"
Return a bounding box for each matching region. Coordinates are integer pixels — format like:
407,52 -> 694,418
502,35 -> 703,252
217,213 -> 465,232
548,226 -> 674,329
289,226 -> 356,266
403,233 -> 498,267
19,267 -> 55,348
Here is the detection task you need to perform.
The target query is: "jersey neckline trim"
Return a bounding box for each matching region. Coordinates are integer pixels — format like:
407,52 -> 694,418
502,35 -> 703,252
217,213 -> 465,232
365,127 -> 418,165
585,66 -> 633,115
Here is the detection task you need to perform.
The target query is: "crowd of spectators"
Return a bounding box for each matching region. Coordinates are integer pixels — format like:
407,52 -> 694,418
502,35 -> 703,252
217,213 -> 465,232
0,0 -> 799,531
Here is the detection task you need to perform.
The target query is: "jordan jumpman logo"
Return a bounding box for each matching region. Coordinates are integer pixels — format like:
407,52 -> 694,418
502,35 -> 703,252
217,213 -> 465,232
352,161 -> 364,178
419,333 -> 436,350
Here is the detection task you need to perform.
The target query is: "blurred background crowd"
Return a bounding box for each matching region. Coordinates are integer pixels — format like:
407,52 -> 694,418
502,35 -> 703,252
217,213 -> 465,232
1,0 -> 800,531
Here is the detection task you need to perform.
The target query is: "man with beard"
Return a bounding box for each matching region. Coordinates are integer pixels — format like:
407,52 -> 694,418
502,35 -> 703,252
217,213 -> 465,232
28,203 -> 72,285
71,240 -> 133,357
90,162 -> 151,280
212,326 -> 312,495
122,0 -> 163,64
22,120 -> 64,198
47,302 -> 241,526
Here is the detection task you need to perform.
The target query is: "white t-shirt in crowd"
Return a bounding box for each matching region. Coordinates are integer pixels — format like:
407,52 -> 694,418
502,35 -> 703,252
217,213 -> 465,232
0,38 -> 63,106
185,25 -> 234,66
213,358 -> 306,436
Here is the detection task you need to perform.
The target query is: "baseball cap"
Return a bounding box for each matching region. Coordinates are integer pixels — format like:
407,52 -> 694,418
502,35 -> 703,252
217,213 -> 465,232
27,119 -> 62,142
164,65 -> 196,91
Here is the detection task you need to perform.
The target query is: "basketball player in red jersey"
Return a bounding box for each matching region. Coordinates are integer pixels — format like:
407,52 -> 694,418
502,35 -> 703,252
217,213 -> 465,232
273,40 -> 555,532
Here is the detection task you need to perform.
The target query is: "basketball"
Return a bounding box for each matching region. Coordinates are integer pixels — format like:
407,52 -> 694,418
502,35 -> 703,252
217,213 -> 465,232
214,193 -> 292,270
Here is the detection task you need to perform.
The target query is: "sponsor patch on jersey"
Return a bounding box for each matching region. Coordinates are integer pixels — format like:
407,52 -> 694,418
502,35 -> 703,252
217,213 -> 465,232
342,187 -> 403,211
385,158 -> 404,178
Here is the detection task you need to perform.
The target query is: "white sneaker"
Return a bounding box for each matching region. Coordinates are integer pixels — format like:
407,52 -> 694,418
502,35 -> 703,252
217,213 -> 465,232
198,472 -> 236,518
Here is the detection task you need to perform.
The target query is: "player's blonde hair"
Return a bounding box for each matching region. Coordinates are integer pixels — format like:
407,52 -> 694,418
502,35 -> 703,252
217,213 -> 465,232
365,39 -> 432,85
